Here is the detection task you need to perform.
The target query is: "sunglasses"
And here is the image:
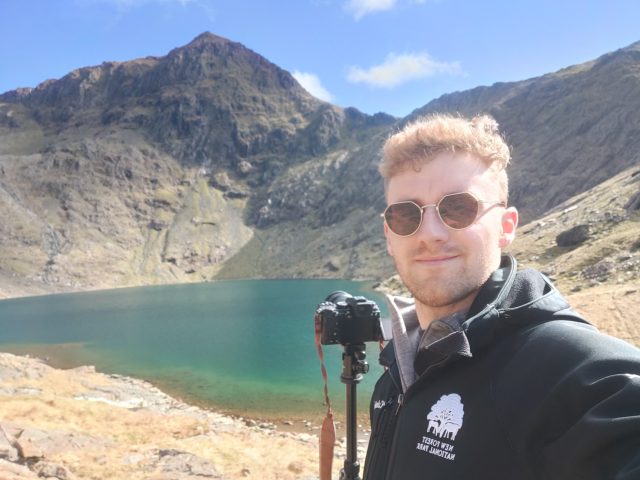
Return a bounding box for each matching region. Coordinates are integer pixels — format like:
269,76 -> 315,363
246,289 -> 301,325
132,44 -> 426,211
382,192 -> 506,236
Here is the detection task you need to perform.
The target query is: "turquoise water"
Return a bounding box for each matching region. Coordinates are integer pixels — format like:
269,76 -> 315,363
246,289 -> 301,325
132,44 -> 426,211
0,279 -> 388,419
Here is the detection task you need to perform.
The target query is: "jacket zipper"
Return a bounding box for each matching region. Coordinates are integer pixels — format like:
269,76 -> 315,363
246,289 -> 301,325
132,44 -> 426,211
364,395 -> 397,479
364,361 -> 404,480
394,393 -> 404,415
382,396 -> 403,480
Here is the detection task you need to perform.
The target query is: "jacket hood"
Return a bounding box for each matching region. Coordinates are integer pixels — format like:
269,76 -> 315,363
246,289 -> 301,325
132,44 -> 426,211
463,254 -> 589,353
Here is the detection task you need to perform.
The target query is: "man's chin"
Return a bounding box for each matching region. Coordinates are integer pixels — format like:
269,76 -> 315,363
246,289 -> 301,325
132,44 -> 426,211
406,279 -> 479,310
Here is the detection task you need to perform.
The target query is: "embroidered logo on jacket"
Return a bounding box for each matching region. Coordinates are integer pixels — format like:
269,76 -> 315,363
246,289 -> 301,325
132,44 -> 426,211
416,393 -> 464,461
373,400 -> 386,410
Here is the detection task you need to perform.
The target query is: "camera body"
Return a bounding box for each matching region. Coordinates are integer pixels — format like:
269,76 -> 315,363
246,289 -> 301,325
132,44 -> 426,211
317,291 -> 384,345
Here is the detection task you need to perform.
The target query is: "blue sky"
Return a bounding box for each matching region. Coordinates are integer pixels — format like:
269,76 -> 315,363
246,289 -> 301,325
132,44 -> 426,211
1,0 -> 639,117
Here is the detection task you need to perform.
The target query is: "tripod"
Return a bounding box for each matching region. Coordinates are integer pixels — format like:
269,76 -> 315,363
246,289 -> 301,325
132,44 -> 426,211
339,343 -> 369,480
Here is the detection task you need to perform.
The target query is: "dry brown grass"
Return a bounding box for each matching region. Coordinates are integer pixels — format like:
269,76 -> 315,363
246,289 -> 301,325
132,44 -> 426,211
0,355 -> 327,480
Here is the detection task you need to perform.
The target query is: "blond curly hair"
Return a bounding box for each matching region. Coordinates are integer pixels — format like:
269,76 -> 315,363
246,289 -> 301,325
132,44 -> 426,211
380,113 -> 511,201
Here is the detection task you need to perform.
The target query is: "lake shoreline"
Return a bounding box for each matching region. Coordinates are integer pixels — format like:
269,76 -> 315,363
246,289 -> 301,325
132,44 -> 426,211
1,348 -> 374,434
0,342 -> 374,442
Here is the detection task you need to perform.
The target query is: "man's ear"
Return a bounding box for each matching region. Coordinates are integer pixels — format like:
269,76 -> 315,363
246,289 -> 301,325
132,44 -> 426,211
499,207 -> 519,248
384,222 -> 395,256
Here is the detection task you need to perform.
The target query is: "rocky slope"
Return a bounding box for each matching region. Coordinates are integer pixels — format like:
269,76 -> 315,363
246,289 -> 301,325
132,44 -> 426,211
211,41 -> 640,286
0,32 -> 639,296
411,41 -> 640,224
0,32 -> 395,293
0,352 -> 365,480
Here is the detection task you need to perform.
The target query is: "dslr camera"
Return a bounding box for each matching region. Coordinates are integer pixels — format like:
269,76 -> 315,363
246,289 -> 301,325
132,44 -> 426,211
316,291 -> 385,345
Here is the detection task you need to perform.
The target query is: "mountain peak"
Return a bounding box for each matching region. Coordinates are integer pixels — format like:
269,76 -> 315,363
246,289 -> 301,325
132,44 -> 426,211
166,32 -> 288,79
160,32 -> 313,104
191,31 -> 228,42
187,31 -> 234,48
167,31 -> 241,59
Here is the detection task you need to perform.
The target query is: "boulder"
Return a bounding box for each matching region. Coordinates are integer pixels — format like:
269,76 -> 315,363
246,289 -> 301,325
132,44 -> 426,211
0,426 -> 19,462
0,459 -> 39,479
556,224 -> 590,247
325,257 -> 341,272
142,449 -> 224,478
0,423 -> 112,460
33,461 -> 77,480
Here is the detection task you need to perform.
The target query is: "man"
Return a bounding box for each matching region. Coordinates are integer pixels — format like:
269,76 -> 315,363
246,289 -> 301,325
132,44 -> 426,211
363,113 -> 640,479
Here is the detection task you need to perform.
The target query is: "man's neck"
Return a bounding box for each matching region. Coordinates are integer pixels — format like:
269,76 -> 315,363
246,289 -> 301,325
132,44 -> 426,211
414,290 -> 478,330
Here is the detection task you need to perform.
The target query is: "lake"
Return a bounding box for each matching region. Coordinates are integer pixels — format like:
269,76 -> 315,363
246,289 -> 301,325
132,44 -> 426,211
0,279 -> 389,421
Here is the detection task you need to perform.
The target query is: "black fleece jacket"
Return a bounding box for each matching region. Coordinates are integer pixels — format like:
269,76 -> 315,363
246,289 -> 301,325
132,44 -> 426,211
363,255 -> 640,480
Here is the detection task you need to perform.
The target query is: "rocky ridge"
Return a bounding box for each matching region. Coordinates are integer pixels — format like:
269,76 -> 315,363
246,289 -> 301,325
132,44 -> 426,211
412,41 -> 640,224
0,33 -> 639,299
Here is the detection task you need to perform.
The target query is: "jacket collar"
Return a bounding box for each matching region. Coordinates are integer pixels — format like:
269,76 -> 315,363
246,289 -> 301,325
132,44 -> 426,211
463,254 -> 587,353
379,254 -> 588,373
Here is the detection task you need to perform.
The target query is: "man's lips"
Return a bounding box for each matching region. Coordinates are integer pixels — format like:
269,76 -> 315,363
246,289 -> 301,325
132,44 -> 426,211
414,254 -> 459,263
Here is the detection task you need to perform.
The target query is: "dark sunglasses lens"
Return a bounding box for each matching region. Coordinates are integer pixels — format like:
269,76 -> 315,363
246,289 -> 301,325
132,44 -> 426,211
385,202 -> 422,235
438,193 -> 479,229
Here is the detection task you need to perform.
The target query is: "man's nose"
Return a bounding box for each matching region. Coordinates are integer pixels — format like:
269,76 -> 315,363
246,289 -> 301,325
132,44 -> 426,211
415,206 -> 449,242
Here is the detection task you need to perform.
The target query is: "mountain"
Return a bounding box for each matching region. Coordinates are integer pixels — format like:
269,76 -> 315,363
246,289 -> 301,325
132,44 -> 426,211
0,32 -> 638,299
410,41 -> 640,223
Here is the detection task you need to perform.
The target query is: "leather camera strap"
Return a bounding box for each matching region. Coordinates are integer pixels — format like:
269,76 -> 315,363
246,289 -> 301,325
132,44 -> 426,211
314,311 -> 335,480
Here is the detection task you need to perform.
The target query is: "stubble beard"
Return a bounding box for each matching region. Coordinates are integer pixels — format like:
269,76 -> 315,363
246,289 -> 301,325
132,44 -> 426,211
394,254 -> 491,310
404,268 -> 482,309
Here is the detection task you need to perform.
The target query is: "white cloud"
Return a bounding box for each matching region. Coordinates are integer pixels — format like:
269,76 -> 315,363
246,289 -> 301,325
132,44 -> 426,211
345,0 -> 397,20
292,71 -> 334,102
347,52 -> 462,88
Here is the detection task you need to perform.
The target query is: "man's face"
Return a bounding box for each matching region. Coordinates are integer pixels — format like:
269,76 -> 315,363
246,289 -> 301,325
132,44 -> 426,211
384,152 -> 518,323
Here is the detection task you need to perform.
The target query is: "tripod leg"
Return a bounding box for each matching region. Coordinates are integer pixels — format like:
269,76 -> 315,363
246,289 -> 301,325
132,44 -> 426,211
340,345 -> 365,480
